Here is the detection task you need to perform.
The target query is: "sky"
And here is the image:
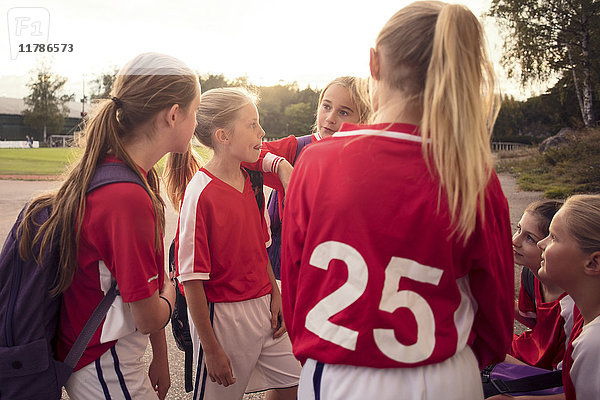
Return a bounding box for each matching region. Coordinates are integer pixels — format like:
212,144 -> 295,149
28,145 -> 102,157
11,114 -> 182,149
0,0 -> 539,102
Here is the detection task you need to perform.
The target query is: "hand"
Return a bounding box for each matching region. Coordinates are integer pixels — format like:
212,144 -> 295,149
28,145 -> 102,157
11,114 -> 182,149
276,159 -> 293,193
148,349 -> 171,400
205,346 -> 236,387
270,292 -> 286,338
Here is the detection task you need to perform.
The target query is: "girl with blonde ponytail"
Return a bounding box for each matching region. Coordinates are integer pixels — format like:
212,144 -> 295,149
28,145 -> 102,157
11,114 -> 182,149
19,52 -> 200,399
280,3 -> 514,399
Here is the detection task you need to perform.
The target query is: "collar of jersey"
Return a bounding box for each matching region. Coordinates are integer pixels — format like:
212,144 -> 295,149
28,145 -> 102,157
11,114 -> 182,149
103,154 -> 148,176
334,123 -> 424,143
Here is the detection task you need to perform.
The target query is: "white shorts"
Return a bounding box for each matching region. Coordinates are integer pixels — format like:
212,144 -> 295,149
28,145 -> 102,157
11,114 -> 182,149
298,346 -> 483,400
189,294 -> 301,400
65,331 -> 157,400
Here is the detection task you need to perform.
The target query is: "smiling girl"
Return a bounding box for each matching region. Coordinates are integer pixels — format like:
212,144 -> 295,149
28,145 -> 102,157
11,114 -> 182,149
538,195 -> 600,400
164,87 -> 300,400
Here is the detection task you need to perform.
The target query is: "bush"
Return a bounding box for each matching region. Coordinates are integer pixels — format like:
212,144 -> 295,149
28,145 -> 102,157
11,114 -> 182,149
496,128 -> 600,198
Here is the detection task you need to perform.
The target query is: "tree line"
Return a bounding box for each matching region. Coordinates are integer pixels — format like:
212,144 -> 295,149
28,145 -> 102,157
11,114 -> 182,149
22,1 -> 600,144
23,67 -> 320,142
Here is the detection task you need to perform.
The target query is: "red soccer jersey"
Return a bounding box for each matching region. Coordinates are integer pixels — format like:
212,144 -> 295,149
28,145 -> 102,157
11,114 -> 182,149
281,123 -> 514,369
563,309 -> 600,400
175,168 -> 271,303
56,156 -> 165,371
509,278 -> 574,369
244,133 -> 320,193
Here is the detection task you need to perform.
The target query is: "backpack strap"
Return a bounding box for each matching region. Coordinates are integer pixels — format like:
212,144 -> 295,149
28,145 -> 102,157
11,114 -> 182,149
243,167 -> 265,213
484,369 -> 563,397
64,161 -> 150,370
88,161 -> 150,196
63,281 -> 118,369
521,267 -> 537,308
294,134 -> 313,164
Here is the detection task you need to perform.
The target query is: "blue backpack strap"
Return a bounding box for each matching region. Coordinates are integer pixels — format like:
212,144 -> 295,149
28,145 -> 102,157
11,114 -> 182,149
63,281 -> 118,369
294,134 -> 313,164
88,161 -> 150,196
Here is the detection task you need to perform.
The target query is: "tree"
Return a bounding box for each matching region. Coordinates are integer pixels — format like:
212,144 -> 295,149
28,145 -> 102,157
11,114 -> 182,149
199,74 -> 233,91
284,102 -> 315,135
489,0 -> 600,127
22,62 -> 74,142
90,68 -> 118,100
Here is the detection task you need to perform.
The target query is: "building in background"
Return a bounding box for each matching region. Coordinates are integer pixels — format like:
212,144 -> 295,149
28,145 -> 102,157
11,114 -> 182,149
0,97 -> 83,144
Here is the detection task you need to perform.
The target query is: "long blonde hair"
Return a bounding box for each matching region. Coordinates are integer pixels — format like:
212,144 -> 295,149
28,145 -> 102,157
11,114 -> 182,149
19,53 -> 199,295
164,87 -> 258,209
376,1 -> 499,241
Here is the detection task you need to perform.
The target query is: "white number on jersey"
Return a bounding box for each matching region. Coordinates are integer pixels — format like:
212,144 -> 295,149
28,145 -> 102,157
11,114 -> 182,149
304,241 -> 443,363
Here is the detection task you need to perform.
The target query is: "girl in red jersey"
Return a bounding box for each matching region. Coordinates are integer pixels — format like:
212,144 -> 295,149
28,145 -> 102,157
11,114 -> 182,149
164,87 -> 301,400
252,76 -> 372,279
492,195 -> 600,400
19,53 -> 200,399
281,2 -> 514,399
508,200 -> 575,370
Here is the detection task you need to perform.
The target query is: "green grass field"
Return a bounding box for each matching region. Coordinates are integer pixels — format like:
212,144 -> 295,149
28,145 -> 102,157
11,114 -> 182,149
0,148 -> 81,176
0,147 -> 213,176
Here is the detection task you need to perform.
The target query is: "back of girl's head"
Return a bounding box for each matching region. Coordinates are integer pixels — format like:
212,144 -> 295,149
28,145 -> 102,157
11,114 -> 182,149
317,76 -> 372,124
79,52 -> 199,180
375,1 -> 499,243
524,200 -> 563,237
560,194 -> 600,254
164,87 -> 258,208
22,52 -> 199,296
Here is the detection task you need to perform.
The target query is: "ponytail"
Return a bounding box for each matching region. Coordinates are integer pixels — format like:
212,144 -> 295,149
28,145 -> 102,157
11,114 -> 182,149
421,3 -> 498,242
375,2 -> 499,243
164,142 -> 203,210
18,52 -> 197,295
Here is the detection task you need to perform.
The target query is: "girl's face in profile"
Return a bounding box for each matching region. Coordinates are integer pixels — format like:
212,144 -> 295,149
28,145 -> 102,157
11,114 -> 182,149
316,84 -> 360,138
538,209 -> 589,291
228,103 -> 265,163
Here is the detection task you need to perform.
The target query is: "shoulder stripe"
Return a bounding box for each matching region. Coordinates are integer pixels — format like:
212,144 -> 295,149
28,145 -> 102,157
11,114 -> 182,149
178,171 -> 212,277
334,129 -> 425,143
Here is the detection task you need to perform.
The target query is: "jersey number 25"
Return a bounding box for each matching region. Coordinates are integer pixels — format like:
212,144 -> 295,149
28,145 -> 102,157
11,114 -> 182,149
305,241 -> 443,363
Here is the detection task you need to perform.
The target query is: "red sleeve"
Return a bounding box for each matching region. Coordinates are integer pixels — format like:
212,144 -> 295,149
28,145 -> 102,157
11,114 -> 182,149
176,176 -> 211,283
516,276 -> 538,328
465,174 -> 515,368
242,135 -> 299,192
85,183 -> 163,303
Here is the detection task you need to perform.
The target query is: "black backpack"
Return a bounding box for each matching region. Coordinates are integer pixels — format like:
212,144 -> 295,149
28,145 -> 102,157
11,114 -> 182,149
0,162 -> 149,400
169,167 -> 264,393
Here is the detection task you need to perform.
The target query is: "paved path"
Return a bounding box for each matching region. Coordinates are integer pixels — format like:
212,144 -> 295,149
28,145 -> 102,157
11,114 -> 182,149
0,173 -> 543,399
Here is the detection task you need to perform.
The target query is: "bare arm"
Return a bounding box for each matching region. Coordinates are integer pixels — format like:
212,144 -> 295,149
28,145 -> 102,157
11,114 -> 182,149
275,159 -> 293,193
129,270 -> 175,335
183,280 -> 236,387
266,260 -> 285,338
149,329 -> 170,400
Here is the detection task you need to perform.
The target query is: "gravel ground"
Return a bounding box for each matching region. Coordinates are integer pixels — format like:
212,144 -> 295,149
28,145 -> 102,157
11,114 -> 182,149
0,172 -> 542,399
